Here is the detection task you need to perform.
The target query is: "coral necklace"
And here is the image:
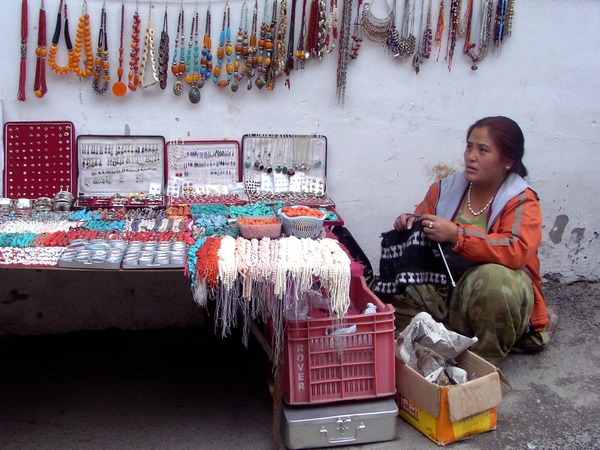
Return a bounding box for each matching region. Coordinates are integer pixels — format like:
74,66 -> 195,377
467,183 -> 494,216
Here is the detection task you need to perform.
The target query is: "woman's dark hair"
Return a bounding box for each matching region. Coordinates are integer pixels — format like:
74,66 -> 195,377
467,116 -> 528,177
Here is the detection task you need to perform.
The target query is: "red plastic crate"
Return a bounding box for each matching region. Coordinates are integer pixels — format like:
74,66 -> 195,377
282,276 -> 396,405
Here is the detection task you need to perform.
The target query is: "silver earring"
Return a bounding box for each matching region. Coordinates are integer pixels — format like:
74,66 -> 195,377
506,166 -> 511,170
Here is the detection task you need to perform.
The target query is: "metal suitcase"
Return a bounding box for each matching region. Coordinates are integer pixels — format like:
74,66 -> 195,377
281,397 -> 398,449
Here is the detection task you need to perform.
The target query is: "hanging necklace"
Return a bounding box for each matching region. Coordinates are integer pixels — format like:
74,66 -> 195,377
295,0 -> 309,68
505,0 -> 514,37
325,0 -> 338,54
336,0 -> 353,107
73,0 -> 93,78
200,4 -> 213,89
139,3 -> 158,89
306,0 -> 319,58
112,1 -> 127,96
464,0 -> 493,70
34,0 -> 48,98
421,0 -> 432,59
246,1 -> 258,90
350,0 -> 363,59
265,0 -> 278,90
413,0 -> 425,73
446,0 -> 460,71
158,4 -> 169,90
186,7 -> 201,103
171,4 -> 184,95
214,2 -> 232,88
271,0 -> 287,85
18,0 -> 28,101
48,0 -> 76,74
232,2 -> 248,92
433,0 -> 444,61
127,1 -> 141,91
92,3 -> 110,95
398,0 -> 416,61
467,183 -> 494,216
493,0 -> 508,52
285,0 -> 297,87
254,1 -> 269,88
361,0 -> 395,45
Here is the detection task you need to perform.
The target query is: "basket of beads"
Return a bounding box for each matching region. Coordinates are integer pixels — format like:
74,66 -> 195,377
237,216 -> 282,239
280,205 -> 326,239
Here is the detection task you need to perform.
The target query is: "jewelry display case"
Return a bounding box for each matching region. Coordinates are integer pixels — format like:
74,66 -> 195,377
164,139 -> 244,205
74,134 -> 166,208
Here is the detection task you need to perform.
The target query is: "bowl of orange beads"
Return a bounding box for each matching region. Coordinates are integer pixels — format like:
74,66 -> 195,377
280,205 -> 326,239
237,216 -> 282,239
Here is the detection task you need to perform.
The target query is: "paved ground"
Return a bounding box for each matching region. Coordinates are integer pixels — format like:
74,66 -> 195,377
0,280 -> 598,450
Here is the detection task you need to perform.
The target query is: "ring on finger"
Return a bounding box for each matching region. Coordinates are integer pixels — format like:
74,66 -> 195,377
429,221 -> 433,229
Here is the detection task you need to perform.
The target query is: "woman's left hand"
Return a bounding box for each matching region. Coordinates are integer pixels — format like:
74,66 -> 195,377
420,214 -> 459,244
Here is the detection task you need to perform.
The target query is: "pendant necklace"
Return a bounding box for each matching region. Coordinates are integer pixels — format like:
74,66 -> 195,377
171,4 -> 184,96
186,7 -> 201,103
139,3 -> 158,89
464,0 -> 493,70
265,0 -> 278,91
127,1 -> 141,91
232,2 -> 248,92
350,0 -> 363,59
271,0 -> 287,86
254,1 -> 269,88
336,0 -> 353,107
34,0 -> 48,98
18,0 -> 28,101
285,0 -> 296,87
49,0 -> 76,74
295,0 -> 309,69
112,1 -> 127,96
92,3 -> 110,95
246,1 -> 258,90
413,0 -> 425,73
214,2 -> 232,88
73,0 -> 93,78
158,4 -> 170,90
200,4 -> 213,90
325,0 -> 338,54
467,183 -> 494,216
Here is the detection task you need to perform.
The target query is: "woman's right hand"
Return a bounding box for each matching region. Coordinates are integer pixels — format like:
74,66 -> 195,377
394,213 -> 420,231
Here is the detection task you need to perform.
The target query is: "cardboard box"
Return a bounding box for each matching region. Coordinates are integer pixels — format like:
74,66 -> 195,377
395,350 -> 503,445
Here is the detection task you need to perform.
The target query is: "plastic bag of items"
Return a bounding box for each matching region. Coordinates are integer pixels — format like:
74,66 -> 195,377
396,312 -> 478,385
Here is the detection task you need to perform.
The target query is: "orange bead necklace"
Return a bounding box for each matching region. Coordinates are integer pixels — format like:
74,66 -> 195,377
48,0 -> 77,75
127,3 -> 141,91
72,0 -> 93,78
112,1 -> 127,96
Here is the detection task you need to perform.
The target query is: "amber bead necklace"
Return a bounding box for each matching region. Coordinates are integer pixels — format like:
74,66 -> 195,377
127,1 -> 142,91
48,0 -> 77,75
171,4 -> 185,96
295,0 -> 309,69
254,0 -> 271,88
72,0 -> 93,78
92,3 -> 110,95
112,1 -> 127,96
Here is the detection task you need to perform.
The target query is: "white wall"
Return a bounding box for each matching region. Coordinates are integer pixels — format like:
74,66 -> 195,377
1,0 -> 598,284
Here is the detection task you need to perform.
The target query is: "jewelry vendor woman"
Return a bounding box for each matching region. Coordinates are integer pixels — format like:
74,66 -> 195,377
377,116 -> 557,364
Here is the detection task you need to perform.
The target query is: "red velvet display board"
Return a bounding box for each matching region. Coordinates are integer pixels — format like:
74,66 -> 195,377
3,121 -> 76,199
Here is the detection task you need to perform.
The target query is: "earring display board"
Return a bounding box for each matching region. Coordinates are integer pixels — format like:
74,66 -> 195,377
165,139 -> 244,205
241,134 -> 334,207
3,121 -> 76,199
75,135 -> 166,208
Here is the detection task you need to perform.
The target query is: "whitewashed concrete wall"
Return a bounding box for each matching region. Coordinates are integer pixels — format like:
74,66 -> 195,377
1,0 -> 598,284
